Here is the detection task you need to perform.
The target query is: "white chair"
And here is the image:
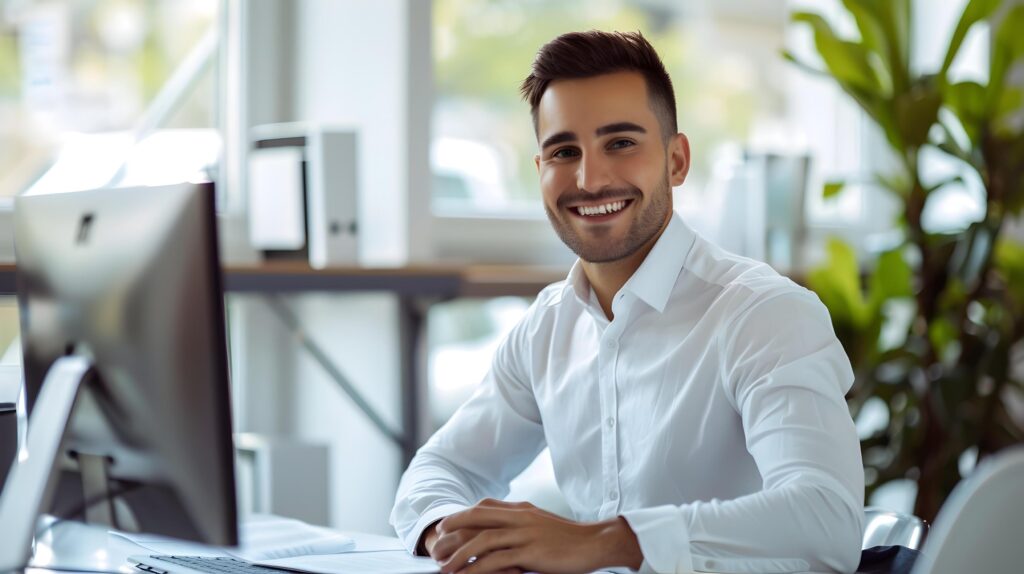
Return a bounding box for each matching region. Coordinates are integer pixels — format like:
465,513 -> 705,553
862,507 -> 928,550
911,446 -> 1024,574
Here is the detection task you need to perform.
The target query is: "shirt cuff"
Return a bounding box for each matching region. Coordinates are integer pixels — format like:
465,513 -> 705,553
620,505 -> 694,574
402,502 -> 470,555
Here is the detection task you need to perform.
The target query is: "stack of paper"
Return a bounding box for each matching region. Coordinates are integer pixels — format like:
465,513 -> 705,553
256,552 -> 440,574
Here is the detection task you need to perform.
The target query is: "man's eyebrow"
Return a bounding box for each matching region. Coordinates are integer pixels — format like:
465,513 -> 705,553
595,122 -> 646,136
540,131 -> 577,151
540,122 -> 646,151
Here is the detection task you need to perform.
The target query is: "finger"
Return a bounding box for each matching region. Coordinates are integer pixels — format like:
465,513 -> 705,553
475,499 -> 531,510
430,528 -> 479,562
440,529 -> 522,574
441,507 -> 522,532
455,549 -> 521,574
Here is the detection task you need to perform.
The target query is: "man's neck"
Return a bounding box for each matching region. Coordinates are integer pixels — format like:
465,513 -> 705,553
582,219 -> 669,321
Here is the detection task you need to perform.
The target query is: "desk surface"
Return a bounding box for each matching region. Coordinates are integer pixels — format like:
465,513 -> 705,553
25,519 -> 407,574
0,263 -> 568,298
25,519 -> 621,574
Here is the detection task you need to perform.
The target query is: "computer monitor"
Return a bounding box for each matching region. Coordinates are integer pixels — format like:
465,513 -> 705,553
0,182 -> 238,569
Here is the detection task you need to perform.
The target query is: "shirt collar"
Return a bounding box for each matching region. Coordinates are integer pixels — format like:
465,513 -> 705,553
557,212 -> 697,313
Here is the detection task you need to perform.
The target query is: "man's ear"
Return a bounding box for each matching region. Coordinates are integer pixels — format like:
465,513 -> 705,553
534,153 -> 541,174
668,133 -> 690,187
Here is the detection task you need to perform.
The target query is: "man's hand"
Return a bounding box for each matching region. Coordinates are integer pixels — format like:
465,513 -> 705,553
426,498 -> 643,574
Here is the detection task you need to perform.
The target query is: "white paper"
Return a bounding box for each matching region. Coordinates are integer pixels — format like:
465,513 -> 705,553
257,551 -> 440,574
230,516 -> 355,561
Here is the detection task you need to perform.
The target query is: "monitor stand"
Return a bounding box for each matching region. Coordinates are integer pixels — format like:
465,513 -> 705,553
0,356 -> 94,571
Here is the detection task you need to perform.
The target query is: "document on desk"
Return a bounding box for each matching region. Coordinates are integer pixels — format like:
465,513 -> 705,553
256,551 -> 440,574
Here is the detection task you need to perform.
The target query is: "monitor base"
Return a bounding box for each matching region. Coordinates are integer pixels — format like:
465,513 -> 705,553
0,356 -> 93,571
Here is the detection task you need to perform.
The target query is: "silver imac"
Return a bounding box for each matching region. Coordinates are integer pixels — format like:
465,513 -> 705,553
0,182 -> 238,569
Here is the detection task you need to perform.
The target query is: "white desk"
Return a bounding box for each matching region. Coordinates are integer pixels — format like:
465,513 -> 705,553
23,519 -> 406,574
23,520 -> 623,574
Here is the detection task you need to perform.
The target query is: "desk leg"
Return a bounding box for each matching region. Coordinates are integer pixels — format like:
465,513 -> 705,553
397,296 -> 428,468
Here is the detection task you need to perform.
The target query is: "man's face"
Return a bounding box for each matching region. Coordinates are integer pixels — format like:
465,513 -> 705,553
534,71 -> 689,263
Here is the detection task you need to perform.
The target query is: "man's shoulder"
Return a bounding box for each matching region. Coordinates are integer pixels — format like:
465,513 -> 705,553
505,279 -> 573,338
535,279 -> 570,308
685,235 -> 817,318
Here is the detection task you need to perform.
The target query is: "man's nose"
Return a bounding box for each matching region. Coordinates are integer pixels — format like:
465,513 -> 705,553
576,151 -> 613,194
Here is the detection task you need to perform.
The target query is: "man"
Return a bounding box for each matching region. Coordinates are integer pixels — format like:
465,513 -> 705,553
391,31 -> 864,574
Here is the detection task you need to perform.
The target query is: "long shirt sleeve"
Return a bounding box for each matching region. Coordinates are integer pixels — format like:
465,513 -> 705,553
390,312 -> 547,554
621,292 -> 864,573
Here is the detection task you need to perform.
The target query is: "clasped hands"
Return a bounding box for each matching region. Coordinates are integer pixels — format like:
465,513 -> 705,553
422,498 -> 643,574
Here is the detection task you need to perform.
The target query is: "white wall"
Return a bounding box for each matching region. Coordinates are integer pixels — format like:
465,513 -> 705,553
229,0 -> 431,534
288,294 -> 404,535
230,292 -> 404,535
293,0 -> 432,266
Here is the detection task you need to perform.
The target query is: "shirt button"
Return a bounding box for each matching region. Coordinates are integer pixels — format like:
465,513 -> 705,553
607,417 -> 616,428
609,490 -> 619,501
604,340 -> 617,351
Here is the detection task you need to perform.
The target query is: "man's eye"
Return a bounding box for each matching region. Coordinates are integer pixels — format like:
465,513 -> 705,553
552,148 -> 580,159
608,139 -> 635,150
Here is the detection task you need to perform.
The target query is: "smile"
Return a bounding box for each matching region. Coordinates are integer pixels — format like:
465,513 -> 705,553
573,199 -> 633,218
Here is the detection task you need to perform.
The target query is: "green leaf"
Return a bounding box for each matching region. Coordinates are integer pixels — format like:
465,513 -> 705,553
941,0 -> 1002,78
938,279 -> 967,312
841,0 -> 895,93
994,88 -> 1024,137
895,83 -> 942,147
990,5 -> 1024,103
944,81 -> 988,145
869,248 -> 914,310
841,0 -> 887,56
928,317 -> 958,359
934,120 -> 977,168
792,12 -> 884,95
994,238 -> 1024,304
781,50 -> 830,78
876,0 -> 912,94
875,170 -> 912,198
824,180 -> 846,199
807,238 -> 870,329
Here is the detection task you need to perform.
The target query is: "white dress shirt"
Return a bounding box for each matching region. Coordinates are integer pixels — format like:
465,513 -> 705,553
391,213 -> 865,573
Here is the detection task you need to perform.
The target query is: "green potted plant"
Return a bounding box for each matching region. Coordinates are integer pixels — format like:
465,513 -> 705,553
786,0 -> 1024,521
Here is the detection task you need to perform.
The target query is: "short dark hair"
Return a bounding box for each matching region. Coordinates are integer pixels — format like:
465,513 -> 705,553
520,30 -> 678,143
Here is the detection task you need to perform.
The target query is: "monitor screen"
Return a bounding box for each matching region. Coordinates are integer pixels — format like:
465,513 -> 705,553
11,182 -> 237,546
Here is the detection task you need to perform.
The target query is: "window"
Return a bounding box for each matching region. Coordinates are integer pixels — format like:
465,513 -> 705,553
432,0 -> 791,219
0,0 -> 218,199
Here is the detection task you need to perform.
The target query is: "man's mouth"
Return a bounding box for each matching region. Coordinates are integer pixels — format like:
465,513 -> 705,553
570,199 -> 634,220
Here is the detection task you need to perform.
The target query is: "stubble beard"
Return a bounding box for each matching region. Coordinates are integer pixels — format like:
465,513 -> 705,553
546,175 -> 671,264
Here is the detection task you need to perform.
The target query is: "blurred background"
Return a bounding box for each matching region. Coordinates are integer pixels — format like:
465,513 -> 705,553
0,0 -> 1021,535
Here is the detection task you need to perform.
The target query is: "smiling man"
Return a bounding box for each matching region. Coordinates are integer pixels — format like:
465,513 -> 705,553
391,31 -> 864,574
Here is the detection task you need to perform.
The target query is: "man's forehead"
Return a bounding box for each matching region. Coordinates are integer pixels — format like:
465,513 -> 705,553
535,71 -> 657,139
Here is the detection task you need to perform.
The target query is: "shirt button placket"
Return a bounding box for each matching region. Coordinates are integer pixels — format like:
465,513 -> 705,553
601,332 -> 622,513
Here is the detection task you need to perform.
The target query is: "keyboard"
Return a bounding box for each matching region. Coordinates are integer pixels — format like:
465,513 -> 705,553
135,556 -> 285,574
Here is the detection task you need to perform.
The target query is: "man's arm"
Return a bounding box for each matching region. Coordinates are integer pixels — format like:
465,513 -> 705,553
390,314 -> 547,555
619,291 -> 865,573
429,499 -> 644,574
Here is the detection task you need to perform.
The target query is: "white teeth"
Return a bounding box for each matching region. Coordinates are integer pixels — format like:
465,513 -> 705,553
576,200 -> 627,216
